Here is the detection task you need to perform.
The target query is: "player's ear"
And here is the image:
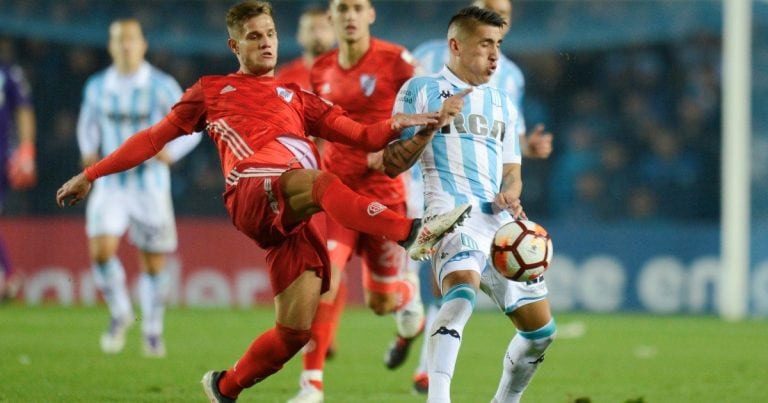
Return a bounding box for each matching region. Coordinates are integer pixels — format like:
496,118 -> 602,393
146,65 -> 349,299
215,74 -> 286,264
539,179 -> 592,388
369,4 -> 376,24
227,38 -> 239,55
448,38 -> 460,55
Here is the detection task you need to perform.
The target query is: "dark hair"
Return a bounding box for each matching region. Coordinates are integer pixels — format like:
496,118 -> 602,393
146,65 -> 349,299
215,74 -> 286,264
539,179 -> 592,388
447,6 -> 506,33
226,1 -> 274,38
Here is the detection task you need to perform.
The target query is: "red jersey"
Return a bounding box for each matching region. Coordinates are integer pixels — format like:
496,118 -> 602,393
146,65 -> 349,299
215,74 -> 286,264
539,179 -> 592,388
310,38 -> 415,204
84,72 -> 400,188
275,57 -> 312,91
165,73 -> 396,184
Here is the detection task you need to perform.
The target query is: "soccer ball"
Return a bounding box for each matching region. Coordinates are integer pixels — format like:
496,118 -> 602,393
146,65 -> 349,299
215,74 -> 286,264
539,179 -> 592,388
490,220 -> 553,282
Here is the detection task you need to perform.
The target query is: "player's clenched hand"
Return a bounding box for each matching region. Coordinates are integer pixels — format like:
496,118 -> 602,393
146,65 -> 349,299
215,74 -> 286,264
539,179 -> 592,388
431,88 -> 473,129
390,112 -> 440,132
56,173 -> 92,208
494,191 -> 527,220
8,142 -> 36,190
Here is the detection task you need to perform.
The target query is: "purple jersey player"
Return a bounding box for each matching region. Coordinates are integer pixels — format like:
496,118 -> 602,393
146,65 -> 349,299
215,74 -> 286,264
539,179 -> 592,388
0,59 -> 37,301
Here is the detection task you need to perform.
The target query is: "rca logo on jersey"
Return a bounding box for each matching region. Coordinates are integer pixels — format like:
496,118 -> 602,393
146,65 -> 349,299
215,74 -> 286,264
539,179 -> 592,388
276,87 -> 294,103
220,84 -> 236,94
366,202 -> 386,217
360,74 -> 377,97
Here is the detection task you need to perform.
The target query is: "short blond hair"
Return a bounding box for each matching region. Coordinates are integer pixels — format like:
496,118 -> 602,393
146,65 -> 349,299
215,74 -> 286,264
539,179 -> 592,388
226,1 -> 273,38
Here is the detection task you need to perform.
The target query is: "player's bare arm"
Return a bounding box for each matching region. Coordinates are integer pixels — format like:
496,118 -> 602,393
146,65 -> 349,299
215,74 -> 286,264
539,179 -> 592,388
495,163 -> 526,219
56,173 -> 92,207
382,88 -> 472,178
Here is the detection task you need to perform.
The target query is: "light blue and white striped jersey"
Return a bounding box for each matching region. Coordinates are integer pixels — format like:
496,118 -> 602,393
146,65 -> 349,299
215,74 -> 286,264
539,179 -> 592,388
394,66 -> 521,214
412,39 -> 526,135
77,61 -> 201,191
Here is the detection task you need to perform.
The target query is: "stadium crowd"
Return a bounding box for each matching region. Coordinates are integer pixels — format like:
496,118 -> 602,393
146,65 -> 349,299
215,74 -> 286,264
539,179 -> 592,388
0,0 -> 730,223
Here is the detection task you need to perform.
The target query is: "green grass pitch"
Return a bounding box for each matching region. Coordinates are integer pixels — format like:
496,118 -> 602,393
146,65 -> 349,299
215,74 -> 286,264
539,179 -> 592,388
1,305 -> 767,402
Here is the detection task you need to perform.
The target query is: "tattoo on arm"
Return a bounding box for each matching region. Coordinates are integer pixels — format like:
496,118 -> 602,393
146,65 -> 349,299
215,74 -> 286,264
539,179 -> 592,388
382,128 -> 435,178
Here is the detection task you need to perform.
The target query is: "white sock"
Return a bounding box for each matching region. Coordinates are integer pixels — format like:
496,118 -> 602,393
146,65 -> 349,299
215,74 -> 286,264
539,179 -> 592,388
427,284 -> 475,403
92,258 -> 132,320
138,272 -> 169,336
493,319 -> 556,403
416,302 -> 440,375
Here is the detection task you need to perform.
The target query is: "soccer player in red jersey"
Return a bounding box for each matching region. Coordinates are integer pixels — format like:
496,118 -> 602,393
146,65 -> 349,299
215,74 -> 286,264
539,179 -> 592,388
288,1 -> 424,401
275,6 -> 336,91
55,2 -> 471,402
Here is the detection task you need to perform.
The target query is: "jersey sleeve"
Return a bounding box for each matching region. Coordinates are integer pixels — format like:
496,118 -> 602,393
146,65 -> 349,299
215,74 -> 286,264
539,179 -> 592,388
302,90 -> 396,151
166,80 -> 207,134
501,95 -> 522,164
392,77 -> 427,141
76,78 -> 101,158
157,76 -> 202,163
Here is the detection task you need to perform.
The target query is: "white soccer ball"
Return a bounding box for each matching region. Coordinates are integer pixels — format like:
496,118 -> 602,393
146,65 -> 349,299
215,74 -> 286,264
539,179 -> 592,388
490,220 -> 553,282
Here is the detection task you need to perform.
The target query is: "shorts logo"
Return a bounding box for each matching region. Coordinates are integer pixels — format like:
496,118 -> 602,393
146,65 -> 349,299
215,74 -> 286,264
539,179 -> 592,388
366,202 -> 386,216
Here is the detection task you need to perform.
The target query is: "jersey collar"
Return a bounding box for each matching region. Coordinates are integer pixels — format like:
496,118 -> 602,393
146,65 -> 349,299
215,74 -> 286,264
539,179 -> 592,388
439,65 -> 487,90
104,61 -> 152,93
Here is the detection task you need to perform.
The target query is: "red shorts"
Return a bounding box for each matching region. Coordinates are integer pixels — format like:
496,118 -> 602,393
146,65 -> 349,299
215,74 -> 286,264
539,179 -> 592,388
224,172 -> 330,296
326,201 -> 407,280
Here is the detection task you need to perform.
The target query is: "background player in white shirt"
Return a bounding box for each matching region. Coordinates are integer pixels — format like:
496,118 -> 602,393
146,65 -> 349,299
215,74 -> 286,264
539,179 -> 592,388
383,6 -> 555,402
77,19 -> 201,357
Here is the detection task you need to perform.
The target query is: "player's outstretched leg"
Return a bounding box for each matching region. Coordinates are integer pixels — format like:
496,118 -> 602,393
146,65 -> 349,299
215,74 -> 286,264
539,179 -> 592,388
492,319 -> 556,403
400,204 -> 473,260
309,171 -> 471,259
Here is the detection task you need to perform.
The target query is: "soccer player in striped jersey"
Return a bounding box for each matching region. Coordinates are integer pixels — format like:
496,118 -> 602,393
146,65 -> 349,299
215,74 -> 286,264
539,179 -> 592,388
275,6 -> 336,91
412,0 -> 552,160
385,0 -> 554,393
383,7 -> 556,403
56,2 -> 471,401
76,19 -> 202,357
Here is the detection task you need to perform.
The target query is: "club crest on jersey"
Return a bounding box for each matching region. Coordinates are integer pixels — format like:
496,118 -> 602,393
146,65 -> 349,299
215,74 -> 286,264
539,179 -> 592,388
366,202 -> 386,217
276,87 -> 294,103
360,74 -> 377,97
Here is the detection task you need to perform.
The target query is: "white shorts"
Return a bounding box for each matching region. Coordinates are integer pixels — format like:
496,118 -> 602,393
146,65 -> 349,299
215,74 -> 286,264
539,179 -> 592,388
430,209 -> 548,314
86,185 -> 178,253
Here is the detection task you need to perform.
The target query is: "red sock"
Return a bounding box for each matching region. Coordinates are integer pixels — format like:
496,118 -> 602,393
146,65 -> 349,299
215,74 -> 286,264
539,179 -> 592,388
219,323 -> 311,398
312,172 -> 412,241
304,302 -> 335,372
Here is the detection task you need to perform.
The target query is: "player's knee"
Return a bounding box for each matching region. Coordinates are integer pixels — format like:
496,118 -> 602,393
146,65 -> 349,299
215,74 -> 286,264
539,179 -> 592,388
519,319 -> 556,354
310,171 -> 341,204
